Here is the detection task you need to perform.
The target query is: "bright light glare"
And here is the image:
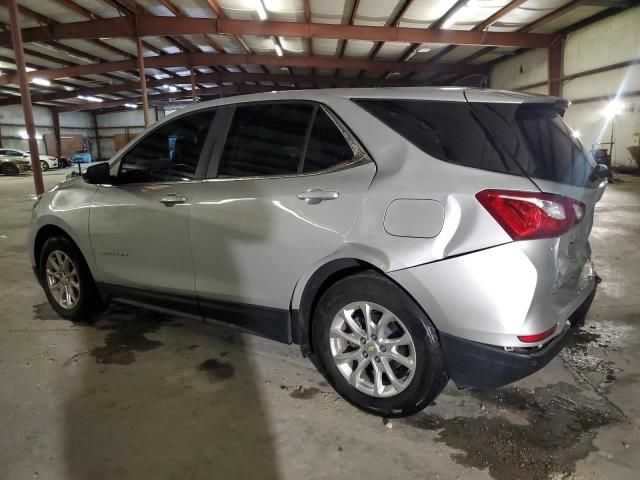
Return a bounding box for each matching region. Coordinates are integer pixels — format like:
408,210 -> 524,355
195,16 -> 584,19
77,95 -> 104,103
256,0 -> 268,20
572,130 -> 581,139
32,77 -> 51,86
274,41 -> 283,57
124,103 -> 137,108
441,3 -> 468,29
20,131 -> 42,140
602,100 -> 625,119
162,84 -> 178,93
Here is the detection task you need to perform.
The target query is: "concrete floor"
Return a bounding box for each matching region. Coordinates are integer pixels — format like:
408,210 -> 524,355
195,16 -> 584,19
1,169 -> 639,480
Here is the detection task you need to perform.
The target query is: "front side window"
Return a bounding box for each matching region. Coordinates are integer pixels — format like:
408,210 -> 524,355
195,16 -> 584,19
217,103 -> 314,178
118,109 -> 217,184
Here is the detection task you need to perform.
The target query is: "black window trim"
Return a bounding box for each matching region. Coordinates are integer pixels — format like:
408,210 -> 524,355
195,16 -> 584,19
202,99 -> 371,182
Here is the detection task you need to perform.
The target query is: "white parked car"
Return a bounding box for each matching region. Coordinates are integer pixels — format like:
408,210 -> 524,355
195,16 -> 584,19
0,148 -> 58,171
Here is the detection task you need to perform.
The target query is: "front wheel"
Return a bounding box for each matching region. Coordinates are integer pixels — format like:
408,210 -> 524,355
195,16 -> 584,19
39,236 -> 105,322
312,271 -> 448,417
40,160 -> 49,171
1,162 -> 19,176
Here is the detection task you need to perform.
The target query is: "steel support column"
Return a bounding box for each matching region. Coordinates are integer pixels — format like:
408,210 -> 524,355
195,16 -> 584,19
548,38 -> 564,97
52,109 -> 61,157
191,67 -> 197,103
7,0 -> 44,195
91,112 -> 101,161
135,35 -> 150,128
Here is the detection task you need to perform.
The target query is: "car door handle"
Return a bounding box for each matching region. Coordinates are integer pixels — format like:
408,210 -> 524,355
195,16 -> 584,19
160,194 -> 187,206
296,189 -> 339,205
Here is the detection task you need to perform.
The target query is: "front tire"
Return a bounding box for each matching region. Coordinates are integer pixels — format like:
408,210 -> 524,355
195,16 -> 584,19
39,236 -> 105,322
40,160 -> 49,171
312,271 -> 448,417
1,162 -> 19,176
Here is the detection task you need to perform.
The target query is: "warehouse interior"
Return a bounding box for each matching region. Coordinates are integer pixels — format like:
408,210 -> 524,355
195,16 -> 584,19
1,1 -> 639,479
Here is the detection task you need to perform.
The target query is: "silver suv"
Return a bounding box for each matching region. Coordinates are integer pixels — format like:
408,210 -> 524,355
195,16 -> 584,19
29,88 -> 606,417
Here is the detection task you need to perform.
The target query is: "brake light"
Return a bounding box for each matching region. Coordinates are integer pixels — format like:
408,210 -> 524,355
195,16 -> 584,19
475,189 -> 585,240
518,325 -> 557,343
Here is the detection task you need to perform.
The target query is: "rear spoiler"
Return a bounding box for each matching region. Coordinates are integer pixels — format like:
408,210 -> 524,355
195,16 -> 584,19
464,88 -> 570,116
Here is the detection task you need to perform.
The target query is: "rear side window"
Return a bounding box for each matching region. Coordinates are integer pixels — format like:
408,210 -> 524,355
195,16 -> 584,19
118,109 -> 217,184
218,103 -> 314,177
354,99 -> 523,176
302,109 -> 354,173
355,99 -> 594,187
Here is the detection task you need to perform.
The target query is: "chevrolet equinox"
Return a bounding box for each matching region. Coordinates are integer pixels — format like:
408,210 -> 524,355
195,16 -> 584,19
29,88 -> 606,417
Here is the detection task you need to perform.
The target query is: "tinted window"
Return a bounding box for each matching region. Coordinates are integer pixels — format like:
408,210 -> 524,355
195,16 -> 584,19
218,103 -> 314,177
302,109 -> 354,173
118,109 -> 216,184
355,99 -> 522,176
356,99 -> 595,187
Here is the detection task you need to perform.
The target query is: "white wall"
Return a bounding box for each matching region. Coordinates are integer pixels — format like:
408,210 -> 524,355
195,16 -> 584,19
96,108 -> 165,159
0,105 -> 94,157
489,6 -> 640,168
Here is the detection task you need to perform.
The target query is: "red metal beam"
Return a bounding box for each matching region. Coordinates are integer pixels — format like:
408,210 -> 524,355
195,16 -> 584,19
0,15 -> 555,49
428,0 -> 529,64
0,52 -> 487,86
135,35 -> 150,127
0,71 -> 443,106
6,0 -> 44,195
56,85 -> 293,112
548,38 -> 564,97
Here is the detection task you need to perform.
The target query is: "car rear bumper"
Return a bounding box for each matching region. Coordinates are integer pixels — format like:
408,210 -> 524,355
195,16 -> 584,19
439,284 -> 596,389
389,240 -> 597,347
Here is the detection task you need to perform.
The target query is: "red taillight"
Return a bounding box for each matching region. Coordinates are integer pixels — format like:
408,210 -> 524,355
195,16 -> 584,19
475,189 -> 585,241
518,325 -> 557,343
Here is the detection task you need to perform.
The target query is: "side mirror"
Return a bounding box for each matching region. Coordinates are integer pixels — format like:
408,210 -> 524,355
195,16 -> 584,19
83,162 -> 111,185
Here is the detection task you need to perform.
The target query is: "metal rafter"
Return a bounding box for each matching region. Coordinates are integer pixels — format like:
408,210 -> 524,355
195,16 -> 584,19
0,70 -> 444,106
52,0 -> 181,83
457,0 -> 588,65
0,16 -> 555,49
0,51 -> 488,86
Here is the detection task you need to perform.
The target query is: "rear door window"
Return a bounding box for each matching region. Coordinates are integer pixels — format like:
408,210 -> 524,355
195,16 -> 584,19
302,108 -> 354,173
217,103 -> 314,177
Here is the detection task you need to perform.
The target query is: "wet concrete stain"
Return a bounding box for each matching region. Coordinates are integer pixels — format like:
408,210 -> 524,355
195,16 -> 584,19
32,302 -> 57,321
89,307 -> 168,365
560,324 -> 629,388
405,383 -> 622,480
290,386 -> 321,400
198,358 -> 235,381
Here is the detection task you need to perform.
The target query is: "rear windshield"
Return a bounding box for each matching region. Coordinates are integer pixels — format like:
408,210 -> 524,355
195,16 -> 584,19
354,99 -> 595,187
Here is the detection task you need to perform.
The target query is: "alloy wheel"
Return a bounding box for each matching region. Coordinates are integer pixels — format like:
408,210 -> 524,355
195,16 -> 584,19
45,250 -> 80,309
329,301 -> 417,398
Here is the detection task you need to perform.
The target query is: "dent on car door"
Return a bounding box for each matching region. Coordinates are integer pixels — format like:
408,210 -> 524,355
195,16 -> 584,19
188,102 -> 375,339
89,108 -> 219,307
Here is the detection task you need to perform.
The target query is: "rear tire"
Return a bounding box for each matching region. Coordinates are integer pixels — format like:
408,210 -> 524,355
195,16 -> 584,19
312,270 -> 448,417
1,162 -> 19,176
39,236 -> 105,322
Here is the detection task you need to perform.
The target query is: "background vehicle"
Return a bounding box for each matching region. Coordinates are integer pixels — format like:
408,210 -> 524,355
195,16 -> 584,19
0,156 -> 31,175
28,88 -> 607,417
71,150 -> 93,164
0,148 -> 58,171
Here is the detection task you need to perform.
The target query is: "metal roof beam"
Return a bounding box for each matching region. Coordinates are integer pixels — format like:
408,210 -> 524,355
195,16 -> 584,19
0,16 -> 555,49
0,51 -> 488,86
